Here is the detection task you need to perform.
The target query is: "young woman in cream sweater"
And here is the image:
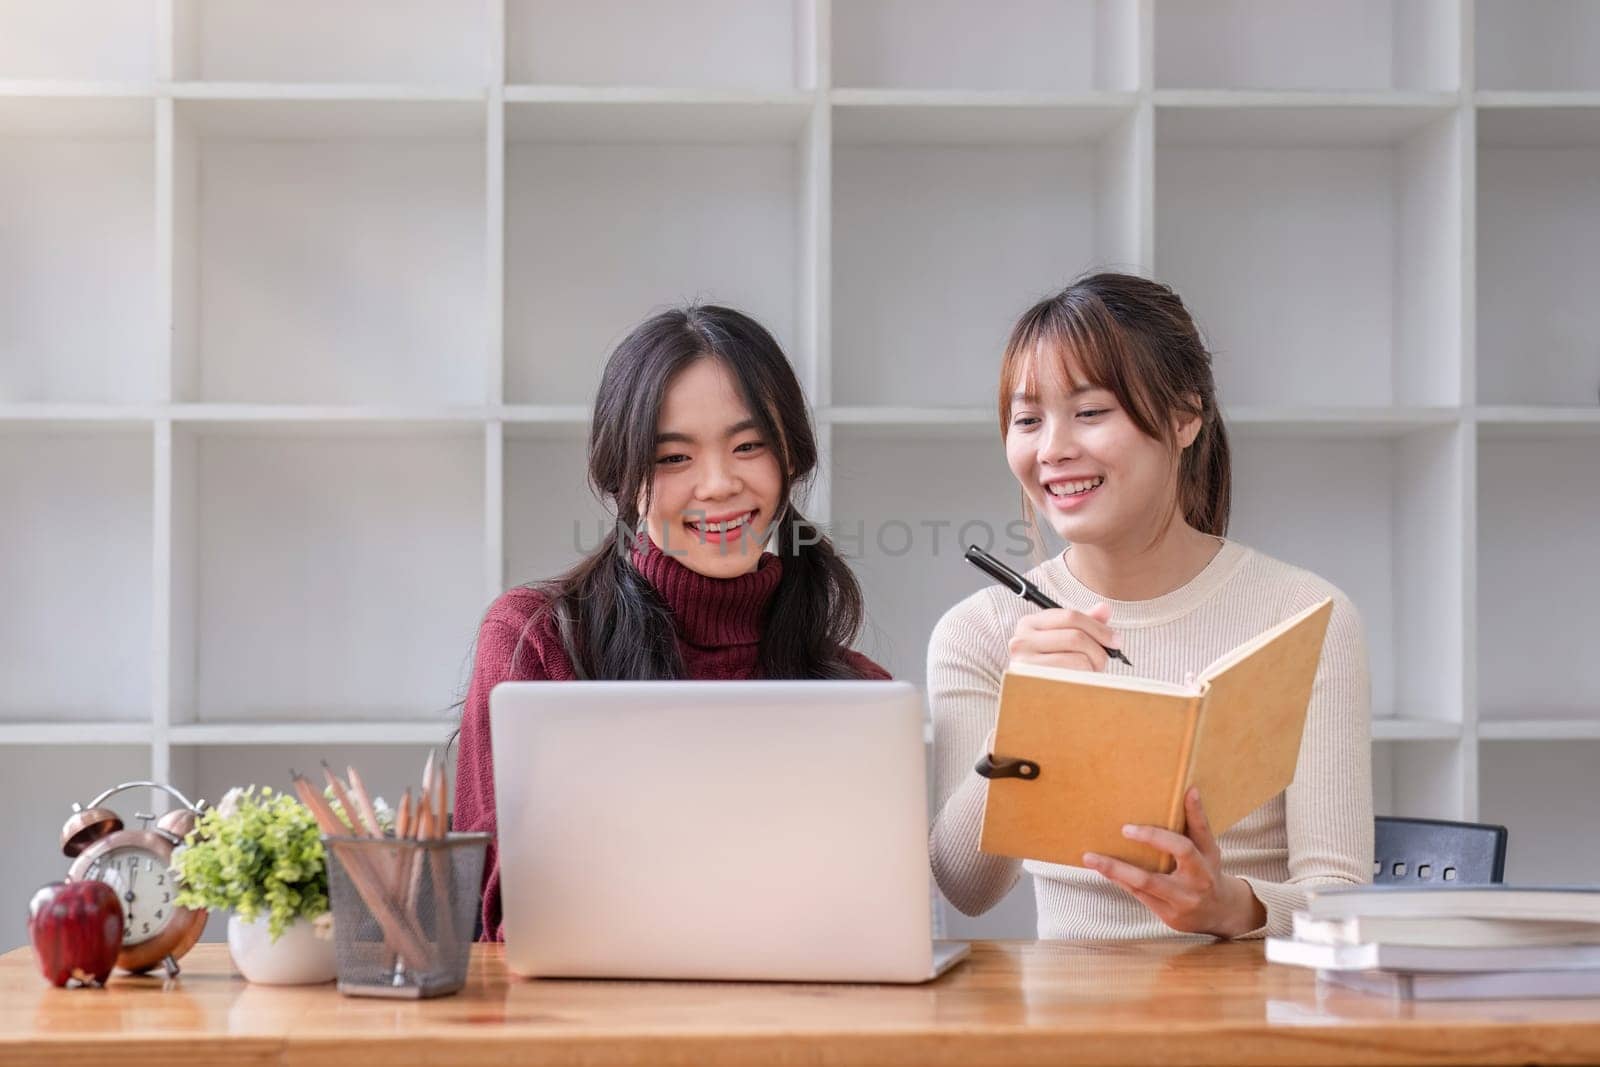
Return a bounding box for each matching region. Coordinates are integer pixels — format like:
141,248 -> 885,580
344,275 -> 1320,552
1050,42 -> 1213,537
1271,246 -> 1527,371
928,273 -> 1373,941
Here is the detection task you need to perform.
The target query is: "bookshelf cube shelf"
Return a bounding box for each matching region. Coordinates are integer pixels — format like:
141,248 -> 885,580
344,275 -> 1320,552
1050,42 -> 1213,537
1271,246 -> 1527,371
0,0 -> 156,83
5,0 -> 1600,949
0,429 -> 153,724
1476,0 -> 1600,93
171,742 -> 443,819
832,103 -> 1143,407
508,0 -> 810,90
1480,741 -> 1600,883
175,427 -> 485,725
1372,740 -> 1467,822
505,100 -> 809,406
503,425 -> 613,590
832,0 -> 1139,92
0,98 -> 157,404
830,429 -> 1039,685
172,98 -> 488,406
1476,432 -> 1600,726
1477,107 -> 1600,408
1154,0 -> 1460,92
1155,104 -> 1463,408
169,0 -> 490,86
1229,427 -> 1464,725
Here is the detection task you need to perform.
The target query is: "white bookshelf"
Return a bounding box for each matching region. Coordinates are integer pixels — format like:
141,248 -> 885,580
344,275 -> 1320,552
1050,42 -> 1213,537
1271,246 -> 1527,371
1475,0 -> 1600,92
1154,0 -> 1460,91
3,0 -> 1599,947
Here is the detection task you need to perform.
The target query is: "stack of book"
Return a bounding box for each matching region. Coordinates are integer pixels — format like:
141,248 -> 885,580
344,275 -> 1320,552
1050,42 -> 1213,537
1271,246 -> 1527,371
1267,885 -> 1600,1000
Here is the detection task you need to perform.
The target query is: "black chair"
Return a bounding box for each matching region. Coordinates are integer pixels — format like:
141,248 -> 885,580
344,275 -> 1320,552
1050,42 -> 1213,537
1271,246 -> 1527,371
1373,816 -> 1507,885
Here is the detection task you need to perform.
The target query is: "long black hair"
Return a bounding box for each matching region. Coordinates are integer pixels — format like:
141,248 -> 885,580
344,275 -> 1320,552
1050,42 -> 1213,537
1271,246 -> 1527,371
524,305 -> 868,680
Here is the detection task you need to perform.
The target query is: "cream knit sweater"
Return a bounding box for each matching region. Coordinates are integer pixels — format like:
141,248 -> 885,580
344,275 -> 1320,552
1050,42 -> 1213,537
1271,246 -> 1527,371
927,538 -> 1373,940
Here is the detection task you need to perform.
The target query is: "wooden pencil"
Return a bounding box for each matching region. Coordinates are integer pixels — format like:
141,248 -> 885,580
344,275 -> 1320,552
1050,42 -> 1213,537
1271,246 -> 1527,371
320,761 -> 364,837
433,753 -> 448,838
395,787 -> 413,840
344,763 -> 384,838
427,751 -> 457,947
291,772 -> 343,835
419,751 -> 435,833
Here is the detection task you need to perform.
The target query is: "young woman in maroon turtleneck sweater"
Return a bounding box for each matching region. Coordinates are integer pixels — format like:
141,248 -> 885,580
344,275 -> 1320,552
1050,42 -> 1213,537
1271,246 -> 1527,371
454,306 -> 890,941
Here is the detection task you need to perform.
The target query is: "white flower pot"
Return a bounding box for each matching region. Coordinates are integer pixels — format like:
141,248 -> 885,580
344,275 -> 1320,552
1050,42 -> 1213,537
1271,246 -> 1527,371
227,914 -> 336,985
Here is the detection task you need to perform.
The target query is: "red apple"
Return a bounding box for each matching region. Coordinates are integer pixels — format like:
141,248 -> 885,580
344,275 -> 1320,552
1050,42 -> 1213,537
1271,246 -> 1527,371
27,881 -> 123,988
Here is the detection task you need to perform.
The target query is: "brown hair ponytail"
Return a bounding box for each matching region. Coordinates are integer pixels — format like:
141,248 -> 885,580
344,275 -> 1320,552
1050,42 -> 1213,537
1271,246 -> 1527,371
998,272 -> 1231,538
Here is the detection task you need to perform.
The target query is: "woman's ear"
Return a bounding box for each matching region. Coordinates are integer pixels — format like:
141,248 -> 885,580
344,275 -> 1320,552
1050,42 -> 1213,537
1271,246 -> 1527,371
1174,397 -> 1204,450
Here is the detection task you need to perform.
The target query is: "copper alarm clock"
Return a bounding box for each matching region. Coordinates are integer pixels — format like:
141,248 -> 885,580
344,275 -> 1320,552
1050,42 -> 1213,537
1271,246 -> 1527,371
61,781 -> 209,978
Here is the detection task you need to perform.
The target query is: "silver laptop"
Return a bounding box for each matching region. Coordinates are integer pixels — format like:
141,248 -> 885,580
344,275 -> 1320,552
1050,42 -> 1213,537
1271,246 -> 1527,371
489,679 -> 969,983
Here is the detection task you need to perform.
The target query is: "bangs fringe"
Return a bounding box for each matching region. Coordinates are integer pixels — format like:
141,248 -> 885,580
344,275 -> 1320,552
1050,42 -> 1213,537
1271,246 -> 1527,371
998,294 -> 1160,444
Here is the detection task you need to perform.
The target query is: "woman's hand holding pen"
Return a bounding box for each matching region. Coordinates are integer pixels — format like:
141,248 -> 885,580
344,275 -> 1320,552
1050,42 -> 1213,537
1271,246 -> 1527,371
1007,602 -> 1117,672
1082,787 -> 1267,940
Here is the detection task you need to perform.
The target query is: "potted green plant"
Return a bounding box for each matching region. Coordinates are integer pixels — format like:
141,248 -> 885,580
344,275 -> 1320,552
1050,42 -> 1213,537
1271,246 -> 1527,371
172,785 -> 336,984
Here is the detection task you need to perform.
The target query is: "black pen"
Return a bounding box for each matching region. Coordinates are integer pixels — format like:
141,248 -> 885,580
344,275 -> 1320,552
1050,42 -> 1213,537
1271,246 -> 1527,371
963,544 -> 1133,667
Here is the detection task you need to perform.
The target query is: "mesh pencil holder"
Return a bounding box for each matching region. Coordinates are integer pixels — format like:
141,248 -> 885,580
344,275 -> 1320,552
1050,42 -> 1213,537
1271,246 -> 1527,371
322,832 -> 489,999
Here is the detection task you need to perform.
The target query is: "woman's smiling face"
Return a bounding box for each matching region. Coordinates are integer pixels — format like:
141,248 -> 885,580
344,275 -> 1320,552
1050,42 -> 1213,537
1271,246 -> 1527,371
642,356 -> 784,578
1005,347 -> 1193,551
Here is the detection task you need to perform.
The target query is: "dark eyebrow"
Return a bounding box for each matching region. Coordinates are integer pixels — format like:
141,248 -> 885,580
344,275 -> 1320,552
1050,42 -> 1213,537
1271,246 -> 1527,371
655,418 -> 761,446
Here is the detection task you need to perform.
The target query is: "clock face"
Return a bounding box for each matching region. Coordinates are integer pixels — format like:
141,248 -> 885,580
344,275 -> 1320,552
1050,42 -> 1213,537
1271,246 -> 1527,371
83,846 -> 177,945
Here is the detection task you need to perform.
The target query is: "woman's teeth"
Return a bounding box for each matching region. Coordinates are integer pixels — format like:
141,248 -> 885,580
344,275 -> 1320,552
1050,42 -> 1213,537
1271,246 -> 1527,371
688,510 -> 754,533
1046,476 -> 1104,498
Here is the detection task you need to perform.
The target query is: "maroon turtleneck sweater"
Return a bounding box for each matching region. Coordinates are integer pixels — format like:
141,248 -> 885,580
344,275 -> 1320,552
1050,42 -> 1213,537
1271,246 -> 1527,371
453,537 -> 891,941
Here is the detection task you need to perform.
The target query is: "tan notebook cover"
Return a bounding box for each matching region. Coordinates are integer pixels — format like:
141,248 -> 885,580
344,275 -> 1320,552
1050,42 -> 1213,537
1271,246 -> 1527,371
978,597 -> 1334,873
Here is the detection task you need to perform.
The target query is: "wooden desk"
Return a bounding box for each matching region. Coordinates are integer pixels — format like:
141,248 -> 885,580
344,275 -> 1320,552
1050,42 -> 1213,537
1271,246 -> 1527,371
3,940 -> 1600,1066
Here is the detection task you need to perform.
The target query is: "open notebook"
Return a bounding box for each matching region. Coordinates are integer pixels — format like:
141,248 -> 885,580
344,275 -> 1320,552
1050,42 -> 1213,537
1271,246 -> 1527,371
979,597 -> 1334,873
